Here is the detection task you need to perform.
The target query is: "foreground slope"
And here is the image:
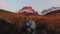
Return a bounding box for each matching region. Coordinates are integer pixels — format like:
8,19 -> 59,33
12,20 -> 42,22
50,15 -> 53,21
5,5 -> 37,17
0,9 -> 60,34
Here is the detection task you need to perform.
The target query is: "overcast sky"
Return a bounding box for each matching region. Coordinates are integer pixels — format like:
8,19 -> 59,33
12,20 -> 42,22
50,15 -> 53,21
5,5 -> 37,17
0,0 -> 60,12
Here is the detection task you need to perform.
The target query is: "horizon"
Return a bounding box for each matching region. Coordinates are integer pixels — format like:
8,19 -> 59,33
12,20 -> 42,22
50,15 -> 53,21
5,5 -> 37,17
0,0 -> 60,13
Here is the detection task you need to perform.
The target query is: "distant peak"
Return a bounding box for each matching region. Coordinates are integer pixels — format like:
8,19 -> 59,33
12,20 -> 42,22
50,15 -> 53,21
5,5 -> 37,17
22,6 -> 32,10
40,7 -> 60,15
18,6 -> 36,13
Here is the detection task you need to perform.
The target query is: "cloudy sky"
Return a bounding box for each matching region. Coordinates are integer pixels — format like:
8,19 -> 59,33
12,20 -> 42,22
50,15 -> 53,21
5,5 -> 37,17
0,0 -> 60,12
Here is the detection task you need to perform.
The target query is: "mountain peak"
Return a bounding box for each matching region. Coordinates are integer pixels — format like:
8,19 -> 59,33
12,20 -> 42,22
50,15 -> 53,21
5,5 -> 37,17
22,6 -> 32,10
18,6 -> 36,13
40,7 -> 60,15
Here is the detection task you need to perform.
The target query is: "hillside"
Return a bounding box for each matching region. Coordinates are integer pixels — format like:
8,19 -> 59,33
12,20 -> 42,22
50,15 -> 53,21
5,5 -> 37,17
0,6 -> 60,34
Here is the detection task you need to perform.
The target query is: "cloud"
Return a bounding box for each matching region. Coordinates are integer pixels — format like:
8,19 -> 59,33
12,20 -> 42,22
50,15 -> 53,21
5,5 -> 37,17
51,0 -> 60,7
0,1 -> 10,9
50,0 -> 60,4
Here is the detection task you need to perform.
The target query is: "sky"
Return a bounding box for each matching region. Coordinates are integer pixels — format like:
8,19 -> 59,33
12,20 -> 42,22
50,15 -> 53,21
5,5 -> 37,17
0,0 -> 60,12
